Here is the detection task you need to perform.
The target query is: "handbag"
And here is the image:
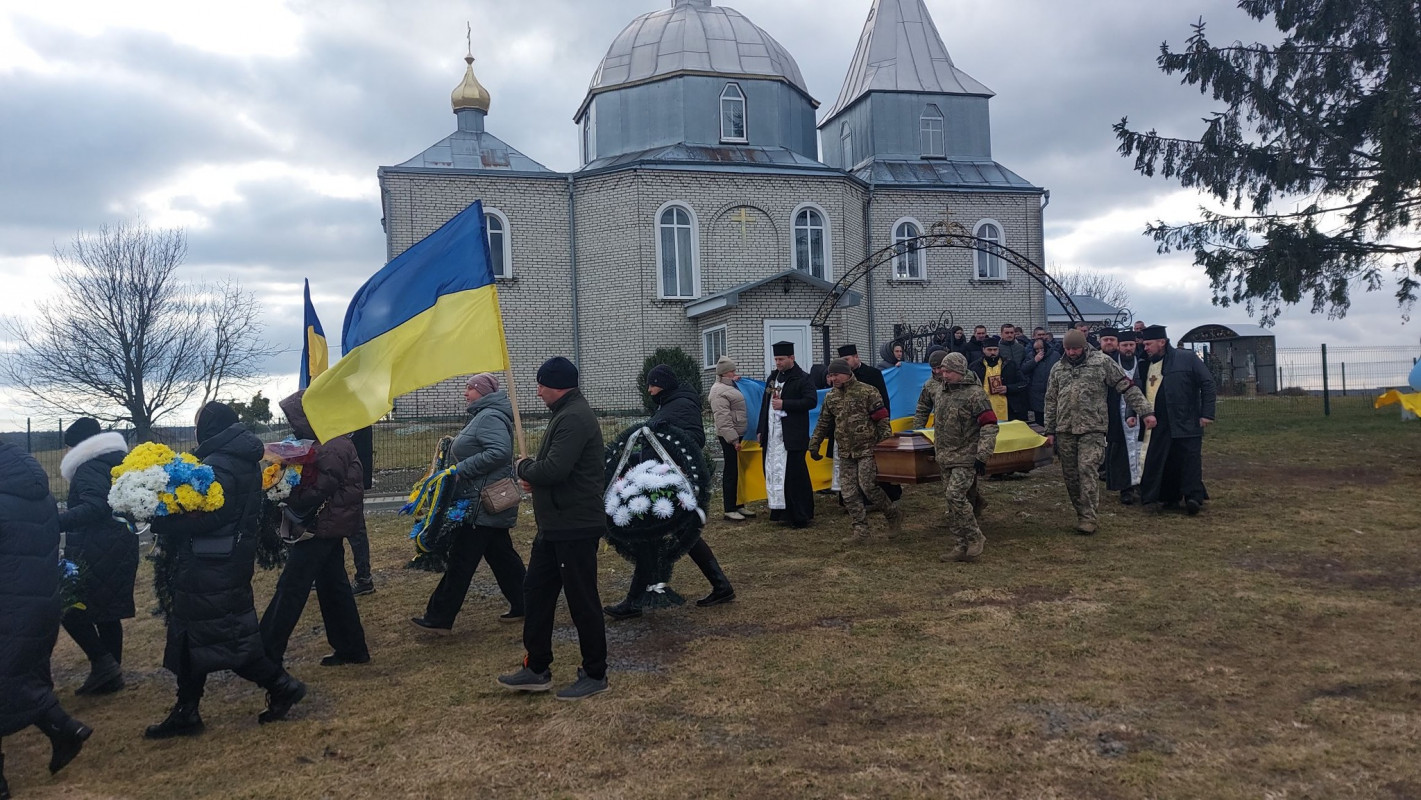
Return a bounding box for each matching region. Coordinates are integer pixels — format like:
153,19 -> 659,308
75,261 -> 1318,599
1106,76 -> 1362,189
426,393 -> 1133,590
480,476 -> 522,514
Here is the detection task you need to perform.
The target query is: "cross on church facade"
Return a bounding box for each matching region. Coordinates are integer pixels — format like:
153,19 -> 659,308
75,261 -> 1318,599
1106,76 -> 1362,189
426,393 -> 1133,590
730,207 -> 755,244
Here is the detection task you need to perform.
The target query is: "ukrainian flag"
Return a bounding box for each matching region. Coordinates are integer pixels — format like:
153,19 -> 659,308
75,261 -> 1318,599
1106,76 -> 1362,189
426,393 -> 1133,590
299,279 -> 328,389
302,201 -> 509,441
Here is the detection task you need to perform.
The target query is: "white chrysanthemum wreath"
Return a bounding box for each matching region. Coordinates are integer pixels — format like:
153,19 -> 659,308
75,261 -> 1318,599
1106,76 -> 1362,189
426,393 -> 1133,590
604,460 -> 703,529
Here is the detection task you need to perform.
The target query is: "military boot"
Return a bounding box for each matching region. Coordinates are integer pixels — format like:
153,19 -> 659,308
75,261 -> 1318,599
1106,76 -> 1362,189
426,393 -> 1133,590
144,701 -> 205,740
258,673 -> 307,724
963,534 -> 985,560
1075,517 -> 1098,535
885,505 -> 904,535
841,524 -> 871,545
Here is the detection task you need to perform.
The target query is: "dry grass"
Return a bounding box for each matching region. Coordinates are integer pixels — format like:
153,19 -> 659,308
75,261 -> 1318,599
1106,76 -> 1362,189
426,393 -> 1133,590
6,405 -> 1421,799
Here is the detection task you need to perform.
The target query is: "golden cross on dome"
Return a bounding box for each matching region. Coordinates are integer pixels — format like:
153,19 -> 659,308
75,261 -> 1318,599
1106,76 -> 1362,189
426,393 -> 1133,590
730,207 -> 755,244
466,22 -> 473,58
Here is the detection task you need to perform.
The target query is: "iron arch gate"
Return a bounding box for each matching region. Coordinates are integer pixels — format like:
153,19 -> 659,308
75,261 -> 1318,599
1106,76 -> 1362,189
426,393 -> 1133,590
810,222 -> 1084,364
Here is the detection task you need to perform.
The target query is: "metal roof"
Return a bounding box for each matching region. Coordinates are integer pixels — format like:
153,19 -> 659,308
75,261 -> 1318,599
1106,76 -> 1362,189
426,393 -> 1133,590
581,0 -> 812,120
580,143 -> 839,174
852,158 -> 1038,190
1180,323 -> 1275,343
686,269 -> 862,319
821,0 -> 993,125
1045,294 -> 1122,320
392,128 -> 553,174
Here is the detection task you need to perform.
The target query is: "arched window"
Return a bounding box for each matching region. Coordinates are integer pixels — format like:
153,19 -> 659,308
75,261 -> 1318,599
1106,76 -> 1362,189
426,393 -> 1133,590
720,83 -> 747,142
793,205 -> 829,280
892,219 -> 923,280
974,220 -> 1004,280
840,124 -> 854,169
921,104 -> 945,157
657,203 -> 698,299
485,209 -> 510,279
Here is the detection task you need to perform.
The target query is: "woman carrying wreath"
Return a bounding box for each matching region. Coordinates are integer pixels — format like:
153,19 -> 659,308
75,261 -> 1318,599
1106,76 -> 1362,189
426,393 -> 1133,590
410,373 -> 527,634
144,402 -> 305,739
603,365 -> 735,620
55,418 -> 138,697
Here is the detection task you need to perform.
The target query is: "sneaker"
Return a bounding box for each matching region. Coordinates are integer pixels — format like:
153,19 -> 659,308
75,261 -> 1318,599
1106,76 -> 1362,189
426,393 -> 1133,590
499,610 -> 525,624
723,510 -> 746,521
736,506 -> 757,518
497,666 -> 552,693
555,668 -> 609,701
320,652 -> 371,667
351,579 -> 376,597
1185,499 -> 1201,516
410,616 -> 452,635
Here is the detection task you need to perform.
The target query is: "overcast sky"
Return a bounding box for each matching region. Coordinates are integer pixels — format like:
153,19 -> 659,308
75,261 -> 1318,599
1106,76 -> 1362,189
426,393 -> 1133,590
1,0 -> 1415,429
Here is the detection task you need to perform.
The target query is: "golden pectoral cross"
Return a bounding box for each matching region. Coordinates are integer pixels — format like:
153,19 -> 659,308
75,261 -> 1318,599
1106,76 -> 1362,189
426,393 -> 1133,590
731,208 -> 754,244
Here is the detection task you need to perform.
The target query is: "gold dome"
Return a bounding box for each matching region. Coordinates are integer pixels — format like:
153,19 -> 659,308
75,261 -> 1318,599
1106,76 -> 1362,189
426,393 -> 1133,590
451,55 -> 491,113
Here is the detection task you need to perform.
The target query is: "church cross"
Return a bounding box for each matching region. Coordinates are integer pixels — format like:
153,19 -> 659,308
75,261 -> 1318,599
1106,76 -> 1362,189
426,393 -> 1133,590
730,207 -> 755,244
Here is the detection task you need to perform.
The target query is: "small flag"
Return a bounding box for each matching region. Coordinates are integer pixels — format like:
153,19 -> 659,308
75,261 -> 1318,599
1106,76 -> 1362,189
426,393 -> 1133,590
302,201 -> 509,441
299,279 -> 328,389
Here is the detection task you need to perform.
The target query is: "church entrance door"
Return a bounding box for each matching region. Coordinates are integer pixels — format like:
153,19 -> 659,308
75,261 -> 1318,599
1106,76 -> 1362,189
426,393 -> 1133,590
763,319 -> 811,375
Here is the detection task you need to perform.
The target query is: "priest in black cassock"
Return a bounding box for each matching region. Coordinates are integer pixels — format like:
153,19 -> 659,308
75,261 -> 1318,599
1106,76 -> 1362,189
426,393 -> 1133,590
758,341 -> 818,528
1137,326 -> 1217,514
1104,330 -> 1145,504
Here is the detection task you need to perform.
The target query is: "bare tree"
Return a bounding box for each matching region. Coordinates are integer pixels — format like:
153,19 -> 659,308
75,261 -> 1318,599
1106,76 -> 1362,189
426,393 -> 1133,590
1052,268 -> 1132,313
1,222 -> 272,441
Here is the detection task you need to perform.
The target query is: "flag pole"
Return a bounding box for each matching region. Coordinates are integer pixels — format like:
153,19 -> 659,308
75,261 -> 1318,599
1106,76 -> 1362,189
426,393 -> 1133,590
502,356 -> 529,459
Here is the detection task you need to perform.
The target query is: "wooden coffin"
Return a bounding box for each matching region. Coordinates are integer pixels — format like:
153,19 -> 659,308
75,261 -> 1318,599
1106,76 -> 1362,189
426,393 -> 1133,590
874,431 -> 1055,485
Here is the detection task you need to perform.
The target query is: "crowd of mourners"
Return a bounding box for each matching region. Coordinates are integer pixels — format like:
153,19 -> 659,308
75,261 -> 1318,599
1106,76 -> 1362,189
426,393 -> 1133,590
0,322 -> 1216,795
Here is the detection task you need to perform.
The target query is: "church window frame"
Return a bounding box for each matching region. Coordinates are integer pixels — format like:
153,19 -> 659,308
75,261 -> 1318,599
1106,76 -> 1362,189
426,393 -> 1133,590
921,104 -> 945,158
840,123 -> 854,169
656,201 -> 700,300
720,83 -> 748,143
791,203 -> 831,281
974,219 -> 1006,281
891,218 -> 925,280
484,208 -> 511,280
702,325 -> 728,369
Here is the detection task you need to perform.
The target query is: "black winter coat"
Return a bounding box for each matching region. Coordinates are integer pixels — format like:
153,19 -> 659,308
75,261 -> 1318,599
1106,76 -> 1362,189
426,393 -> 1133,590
647,386 -> 706,448
150,423 -> 267,676
0,442 -> 62,735
516,389 -> 606,539
1021,347 -> 1062,415
281,391 -> 366,539
1151,347 -> 1219,439
853,364 -> 891,416
757,364 -> 818,451
58,434 -> 138,621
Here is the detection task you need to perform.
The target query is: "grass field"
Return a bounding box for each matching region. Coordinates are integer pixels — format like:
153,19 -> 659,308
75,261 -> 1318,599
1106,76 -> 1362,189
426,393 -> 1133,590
4,403 -> 1420,798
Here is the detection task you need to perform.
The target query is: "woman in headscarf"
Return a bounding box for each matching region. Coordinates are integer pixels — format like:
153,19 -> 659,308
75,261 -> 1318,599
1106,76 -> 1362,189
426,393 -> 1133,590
411,373 -> 527,634
144,402 -> 305,739
1,442 -> 92,794
56,417 -> 138,696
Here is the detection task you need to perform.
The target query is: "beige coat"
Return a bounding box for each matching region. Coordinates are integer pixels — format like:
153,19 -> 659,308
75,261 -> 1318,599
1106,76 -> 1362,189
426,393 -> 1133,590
708,377 -> 748,445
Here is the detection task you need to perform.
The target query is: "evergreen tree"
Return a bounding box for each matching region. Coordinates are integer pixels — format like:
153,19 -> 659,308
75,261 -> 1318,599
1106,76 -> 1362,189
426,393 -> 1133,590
1114,0 -> 1421,323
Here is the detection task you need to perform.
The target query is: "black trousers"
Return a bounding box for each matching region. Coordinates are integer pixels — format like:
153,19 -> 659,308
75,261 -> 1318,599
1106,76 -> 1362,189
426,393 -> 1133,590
260,537 -> 369,665
176,653 -> 285,704
424,524 -> 526,626
62,610 -> 124,664
719,439 -> 741,512
1139,434 -> 1206,505
347,526 -> 372,584
523,535 -> 606,680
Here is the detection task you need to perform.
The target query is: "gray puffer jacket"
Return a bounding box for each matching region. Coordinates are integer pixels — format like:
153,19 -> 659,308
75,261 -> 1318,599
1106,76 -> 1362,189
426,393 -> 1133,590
451,390 -> 518,529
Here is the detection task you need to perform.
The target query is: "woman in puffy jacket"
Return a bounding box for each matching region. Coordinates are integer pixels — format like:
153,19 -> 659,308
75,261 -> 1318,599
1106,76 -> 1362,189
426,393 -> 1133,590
411,373 -> 527,634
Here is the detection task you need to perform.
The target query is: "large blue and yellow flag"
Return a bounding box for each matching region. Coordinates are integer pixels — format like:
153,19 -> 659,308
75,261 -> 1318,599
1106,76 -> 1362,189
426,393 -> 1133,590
303,201 -> 509,441
299,279 -> 328,389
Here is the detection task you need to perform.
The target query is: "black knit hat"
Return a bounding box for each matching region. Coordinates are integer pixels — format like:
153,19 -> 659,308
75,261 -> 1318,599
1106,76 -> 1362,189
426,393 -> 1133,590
647,364 -> 679,390
772,341 -> 794,357
63,417 -> 102,447
837,344 -> 858,357
536,356 -> 579,389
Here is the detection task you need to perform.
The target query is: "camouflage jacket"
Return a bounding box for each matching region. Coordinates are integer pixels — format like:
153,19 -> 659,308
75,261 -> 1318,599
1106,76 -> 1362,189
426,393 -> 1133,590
1043,350 -> 1153,435
910,378 -> 938,430
929,376 -> 999,468
809,378 -> 892,458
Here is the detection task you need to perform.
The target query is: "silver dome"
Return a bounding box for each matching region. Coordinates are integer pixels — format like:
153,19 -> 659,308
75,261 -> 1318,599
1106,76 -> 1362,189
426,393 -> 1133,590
587,0 -> 810,99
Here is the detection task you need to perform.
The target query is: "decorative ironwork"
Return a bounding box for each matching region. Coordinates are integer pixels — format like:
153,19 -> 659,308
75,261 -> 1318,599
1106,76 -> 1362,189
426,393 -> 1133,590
811,229 -> 1082,340
888,310 -> 956,362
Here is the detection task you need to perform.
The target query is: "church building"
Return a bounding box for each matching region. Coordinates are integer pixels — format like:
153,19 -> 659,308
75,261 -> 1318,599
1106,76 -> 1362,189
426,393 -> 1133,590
379,0 -> 1047,414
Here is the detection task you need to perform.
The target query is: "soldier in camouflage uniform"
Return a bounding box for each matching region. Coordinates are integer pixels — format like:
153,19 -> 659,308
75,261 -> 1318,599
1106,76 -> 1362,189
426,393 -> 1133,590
1044,329 -> 1157,535
914,352 -> 999,562
912,351 -> 987,520
809,360 -> 901,542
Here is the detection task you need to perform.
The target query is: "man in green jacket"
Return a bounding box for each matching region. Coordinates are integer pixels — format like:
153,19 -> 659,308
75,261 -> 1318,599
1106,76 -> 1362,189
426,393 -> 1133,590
497,357 -> 609,701
808,360 -> 901,543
